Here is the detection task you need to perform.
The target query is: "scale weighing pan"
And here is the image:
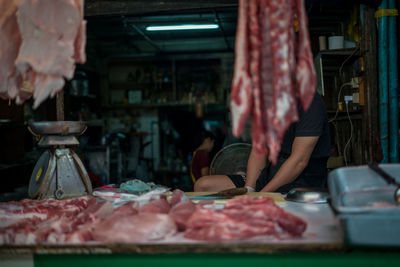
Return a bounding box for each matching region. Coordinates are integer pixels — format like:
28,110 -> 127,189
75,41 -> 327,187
28,121 -> 87,136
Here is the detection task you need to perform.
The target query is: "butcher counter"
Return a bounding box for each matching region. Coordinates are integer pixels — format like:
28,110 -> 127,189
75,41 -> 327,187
1,192 -> 400,267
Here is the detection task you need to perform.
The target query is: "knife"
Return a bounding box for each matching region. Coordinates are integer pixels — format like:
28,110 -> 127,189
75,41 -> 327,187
189,187 -> 248,200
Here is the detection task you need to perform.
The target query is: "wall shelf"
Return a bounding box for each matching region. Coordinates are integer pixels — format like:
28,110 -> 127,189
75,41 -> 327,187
109,82 -> 172,90
327,109 -> 362,114
104,103 -> 228,109
319,48 -> 361,56
315,47 -> 361,76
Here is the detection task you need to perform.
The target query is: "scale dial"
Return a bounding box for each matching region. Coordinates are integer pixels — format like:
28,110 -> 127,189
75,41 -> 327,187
28,150 -> 53,198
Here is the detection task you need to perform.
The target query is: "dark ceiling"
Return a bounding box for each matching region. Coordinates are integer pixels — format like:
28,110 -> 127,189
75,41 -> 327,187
84,0 -> 380,60
86,7 -> 238,58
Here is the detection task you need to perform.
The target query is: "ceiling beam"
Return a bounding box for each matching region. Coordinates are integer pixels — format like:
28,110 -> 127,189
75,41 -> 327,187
85,0 -> 238,17
214,9 -> 232,51
132,25 -> 161,52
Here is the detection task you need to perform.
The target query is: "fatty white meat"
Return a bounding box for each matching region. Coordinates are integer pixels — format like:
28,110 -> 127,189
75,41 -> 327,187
0,0 -> 86,108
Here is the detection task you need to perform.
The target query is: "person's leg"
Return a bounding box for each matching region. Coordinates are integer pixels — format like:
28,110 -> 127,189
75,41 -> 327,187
194,175 -> 236,192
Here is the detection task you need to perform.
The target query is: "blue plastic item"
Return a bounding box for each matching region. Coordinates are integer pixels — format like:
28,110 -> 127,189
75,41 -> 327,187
378,0 -> 389,163
388,0 -> 399,163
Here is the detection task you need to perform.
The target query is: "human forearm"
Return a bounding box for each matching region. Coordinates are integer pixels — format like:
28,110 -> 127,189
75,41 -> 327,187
245,148 -> 266,189
261,136 -> 319,192
260,156 -> 307,192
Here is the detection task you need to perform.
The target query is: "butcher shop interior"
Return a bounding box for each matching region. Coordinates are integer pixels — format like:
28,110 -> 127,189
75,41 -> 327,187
1,0 -> 400,266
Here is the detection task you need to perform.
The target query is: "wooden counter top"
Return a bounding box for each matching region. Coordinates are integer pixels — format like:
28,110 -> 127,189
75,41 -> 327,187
185,192 -> 286,203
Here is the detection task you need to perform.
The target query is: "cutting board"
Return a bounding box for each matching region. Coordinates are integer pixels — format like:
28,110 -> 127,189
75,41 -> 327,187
185,192 -> 285,203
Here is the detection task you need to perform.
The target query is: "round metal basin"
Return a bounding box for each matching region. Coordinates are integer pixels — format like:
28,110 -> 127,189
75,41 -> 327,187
285,187 -> 330,204
28,121 -> 87,136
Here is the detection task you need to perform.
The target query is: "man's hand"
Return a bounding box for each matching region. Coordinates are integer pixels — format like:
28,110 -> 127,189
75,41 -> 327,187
261,136 -> 319,192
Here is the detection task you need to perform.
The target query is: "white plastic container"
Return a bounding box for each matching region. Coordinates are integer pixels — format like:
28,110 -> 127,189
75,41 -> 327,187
319,36 -> 327,51
328,36 -> 344,50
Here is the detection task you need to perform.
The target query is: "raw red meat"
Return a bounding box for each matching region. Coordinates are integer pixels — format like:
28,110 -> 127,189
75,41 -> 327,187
224,194 -> 275,208
0,0 -> 86,108
140,198 -> 171,214
0,196 -> 112,245
111,202 -> 138,217
183,196 -> 307,241
0,191 -> 182,245
92,213 -> 177,243
184,206 -> 278,241
169,189 -> 189,207
223,196 -> 307,236
230,0 -> 316,164
0,196 -> 91,228
81,198 -> 114,219
169,200 -> 197,231
0,191 -> 308,244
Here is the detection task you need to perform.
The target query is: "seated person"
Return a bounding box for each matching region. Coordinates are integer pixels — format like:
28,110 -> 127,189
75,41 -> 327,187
190,131 -> 215,184
194,93 -> 330,193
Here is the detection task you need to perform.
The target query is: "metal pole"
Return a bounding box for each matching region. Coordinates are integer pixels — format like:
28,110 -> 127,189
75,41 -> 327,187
56,91 -> 65,121
378,0 -> 389,163
388,0 -> 399,162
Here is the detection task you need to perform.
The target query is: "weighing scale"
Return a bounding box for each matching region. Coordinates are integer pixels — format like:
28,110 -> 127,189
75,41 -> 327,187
27,93 -> 92,199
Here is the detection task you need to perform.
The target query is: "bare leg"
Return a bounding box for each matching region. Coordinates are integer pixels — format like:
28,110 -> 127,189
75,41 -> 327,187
194,175 -> 236,192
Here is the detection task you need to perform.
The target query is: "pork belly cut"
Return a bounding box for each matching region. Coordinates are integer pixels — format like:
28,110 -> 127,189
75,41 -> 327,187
230,0 -> 316,163
184,206 -> 279,241
111,202 -> 139,217
140,198 -> 171,214
183,196 -> 307,241
169,200 -> 197,231
0,196 -> 103,245
222,196 -> 307,236
170,189 -> 189,207
92,213 -> 177,243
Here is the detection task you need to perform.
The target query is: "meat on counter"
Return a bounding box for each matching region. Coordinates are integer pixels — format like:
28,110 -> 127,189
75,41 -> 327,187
0,190 -> 307,244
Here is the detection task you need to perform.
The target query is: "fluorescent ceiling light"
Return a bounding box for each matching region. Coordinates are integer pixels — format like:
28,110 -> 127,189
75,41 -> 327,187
146,24 -> 219,31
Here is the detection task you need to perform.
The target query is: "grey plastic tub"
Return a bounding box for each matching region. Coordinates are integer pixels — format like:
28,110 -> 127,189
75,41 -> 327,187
328,164 -> 400,247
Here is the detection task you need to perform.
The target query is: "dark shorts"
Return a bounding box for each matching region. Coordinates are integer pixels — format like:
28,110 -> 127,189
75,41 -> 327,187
227,156 -> 328,193
227,174 -> 246,188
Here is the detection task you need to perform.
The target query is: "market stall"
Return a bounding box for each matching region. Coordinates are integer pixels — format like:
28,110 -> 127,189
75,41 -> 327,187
1,191 -> 399,267
1,0 -> 400,266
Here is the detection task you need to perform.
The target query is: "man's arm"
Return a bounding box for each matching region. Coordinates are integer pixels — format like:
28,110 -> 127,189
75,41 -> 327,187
260,136 -> 319,192
244,147 -> 267,189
